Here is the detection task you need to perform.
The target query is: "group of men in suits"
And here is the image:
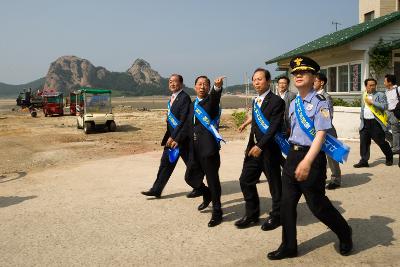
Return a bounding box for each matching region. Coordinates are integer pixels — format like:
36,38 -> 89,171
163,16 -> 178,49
142,55 -> 357,259
142,74 -> 226,227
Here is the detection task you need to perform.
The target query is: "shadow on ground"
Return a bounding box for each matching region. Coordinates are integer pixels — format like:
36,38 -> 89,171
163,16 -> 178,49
0,171 -> 27,184
299,215 -> 395,256
340,172 -> 372,188
0,195 -> 37,208
116,125 -> 141,132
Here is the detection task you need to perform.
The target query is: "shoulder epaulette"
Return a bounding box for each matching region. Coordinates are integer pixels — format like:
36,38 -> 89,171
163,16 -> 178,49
315,94 -> 326,101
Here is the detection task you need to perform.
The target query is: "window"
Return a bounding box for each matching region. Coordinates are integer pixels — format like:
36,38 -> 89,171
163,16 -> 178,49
338,65 -> 349,92
328,67 -> 337,92
350,64 -> 361,91
364,11 -> 375,22
322,62 -> 362,92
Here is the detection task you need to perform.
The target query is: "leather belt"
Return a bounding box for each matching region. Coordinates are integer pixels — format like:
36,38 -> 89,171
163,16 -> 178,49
290,144 -> 310,151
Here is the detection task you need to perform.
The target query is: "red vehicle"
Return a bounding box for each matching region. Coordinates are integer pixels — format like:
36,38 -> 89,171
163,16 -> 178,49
43,93 -> 64,116
69,91 -> 84,116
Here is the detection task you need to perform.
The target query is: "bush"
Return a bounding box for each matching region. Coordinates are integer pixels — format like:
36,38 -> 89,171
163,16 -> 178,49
332,98 -> 349,107
350,98 -> 361,107
332,97 -> 361,107
232,111 -> 247,127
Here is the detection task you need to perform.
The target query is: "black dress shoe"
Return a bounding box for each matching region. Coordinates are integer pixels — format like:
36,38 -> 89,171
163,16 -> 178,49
326,182 -> 341,190
208,210 -> 223,227
234,216 -> 259,229
386,158 -> 393,166
186,189 -> 202,198
353,161 -> 369,168
261,216 -> 281,231
339,227 -> 353,256
198,199 -> 211,211
141,190 -> 161,198
267,246 -> 298,260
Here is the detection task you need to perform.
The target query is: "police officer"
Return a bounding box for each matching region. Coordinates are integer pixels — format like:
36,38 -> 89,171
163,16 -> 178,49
268,56 -> 353,260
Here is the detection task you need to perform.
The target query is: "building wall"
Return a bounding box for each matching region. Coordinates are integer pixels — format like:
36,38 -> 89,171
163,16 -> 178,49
359,0 -> 397,22
350,20 -> 400,50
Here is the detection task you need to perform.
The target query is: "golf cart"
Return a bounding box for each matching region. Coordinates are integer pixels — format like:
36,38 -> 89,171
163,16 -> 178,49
69,90 -> 84,116
75,87 -> 116,134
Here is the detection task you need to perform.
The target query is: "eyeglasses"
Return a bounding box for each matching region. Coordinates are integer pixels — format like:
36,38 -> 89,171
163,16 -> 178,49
291,71 -> 313,76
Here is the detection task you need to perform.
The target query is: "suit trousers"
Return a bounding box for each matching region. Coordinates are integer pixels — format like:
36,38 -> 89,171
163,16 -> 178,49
185,142 -> 222,210
387,111 -> 400,152
360,119 -> 392,163
239,152 -> 282,219
281,148 -> 351,250
151,146 -> 190,194
326,126 -> 341,184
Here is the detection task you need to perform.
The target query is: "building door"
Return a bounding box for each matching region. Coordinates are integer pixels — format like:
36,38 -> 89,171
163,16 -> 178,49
394,49 -> 400,83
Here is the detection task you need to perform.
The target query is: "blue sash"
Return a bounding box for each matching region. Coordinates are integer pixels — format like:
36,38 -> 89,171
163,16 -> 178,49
167,101 -> 180,163
194,98 -> 225,144
253,101 -> 290,156
294,96 -> 349,163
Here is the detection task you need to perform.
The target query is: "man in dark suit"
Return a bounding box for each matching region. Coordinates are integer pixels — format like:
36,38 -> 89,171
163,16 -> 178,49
172,75 -> 225,227
314,73 -> 343,190
234,68 -> 285,231
141,74 -> 200,198
276,76 -> 296,137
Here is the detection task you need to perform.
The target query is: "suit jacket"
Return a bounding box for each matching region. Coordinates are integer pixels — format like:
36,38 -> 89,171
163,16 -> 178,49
176,86 -> 222,158
247,91 -> 285,156
360,91 -> 388,131
161,90 -> 191,146
318,90 -> 338,137
282,91 -> 296,134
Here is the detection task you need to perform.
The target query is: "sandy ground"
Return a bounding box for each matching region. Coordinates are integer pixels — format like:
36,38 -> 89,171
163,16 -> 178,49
1,98 -> 399,266
0,97 -> 247,176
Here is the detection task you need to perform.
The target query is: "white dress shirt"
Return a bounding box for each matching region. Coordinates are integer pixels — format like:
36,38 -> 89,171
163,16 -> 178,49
255,89 -> 270,107
363,94 -> 375,119
385,85 -> 399,111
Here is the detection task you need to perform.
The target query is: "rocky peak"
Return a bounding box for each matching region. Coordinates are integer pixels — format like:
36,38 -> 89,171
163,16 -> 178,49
43,55 -> 109,93
127,58 -> 162,86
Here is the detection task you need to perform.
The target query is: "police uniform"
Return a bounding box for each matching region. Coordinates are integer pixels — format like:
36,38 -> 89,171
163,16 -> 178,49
268,56 -> 352,260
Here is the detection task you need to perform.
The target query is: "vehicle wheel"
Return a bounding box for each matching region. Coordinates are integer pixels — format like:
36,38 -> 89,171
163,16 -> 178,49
107,120 -> 117,132
84,121 -> 92,134
31,111 -> 37,117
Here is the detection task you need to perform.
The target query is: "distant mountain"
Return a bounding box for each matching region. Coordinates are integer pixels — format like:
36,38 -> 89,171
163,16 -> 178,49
0,56 -> 194,97
0,77 -> 45,97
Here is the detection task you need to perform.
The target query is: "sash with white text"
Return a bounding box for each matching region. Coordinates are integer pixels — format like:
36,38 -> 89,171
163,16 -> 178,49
252,101 -> 290,156
294,96 -> 349,163
194,98 -> 225,144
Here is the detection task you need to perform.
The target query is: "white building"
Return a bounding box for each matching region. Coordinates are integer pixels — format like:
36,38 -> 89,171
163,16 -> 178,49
266,0 -> 400,101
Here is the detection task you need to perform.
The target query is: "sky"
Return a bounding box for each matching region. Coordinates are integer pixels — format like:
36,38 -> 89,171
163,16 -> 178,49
0,0 -> 358,86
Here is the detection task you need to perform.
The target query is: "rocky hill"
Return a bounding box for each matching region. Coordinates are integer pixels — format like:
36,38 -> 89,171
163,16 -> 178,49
0,56 -> 180,97
43,56 -> 170,96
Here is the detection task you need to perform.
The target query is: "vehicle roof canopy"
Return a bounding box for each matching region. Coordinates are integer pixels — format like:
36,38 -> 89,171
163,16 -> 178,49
79,87 -> 112,94
43,93 -> 63,97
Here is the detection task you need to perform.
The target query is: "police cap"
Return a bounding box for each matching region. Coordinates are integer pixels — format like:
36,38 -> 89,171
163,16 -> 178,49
290,56 -> 320,74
